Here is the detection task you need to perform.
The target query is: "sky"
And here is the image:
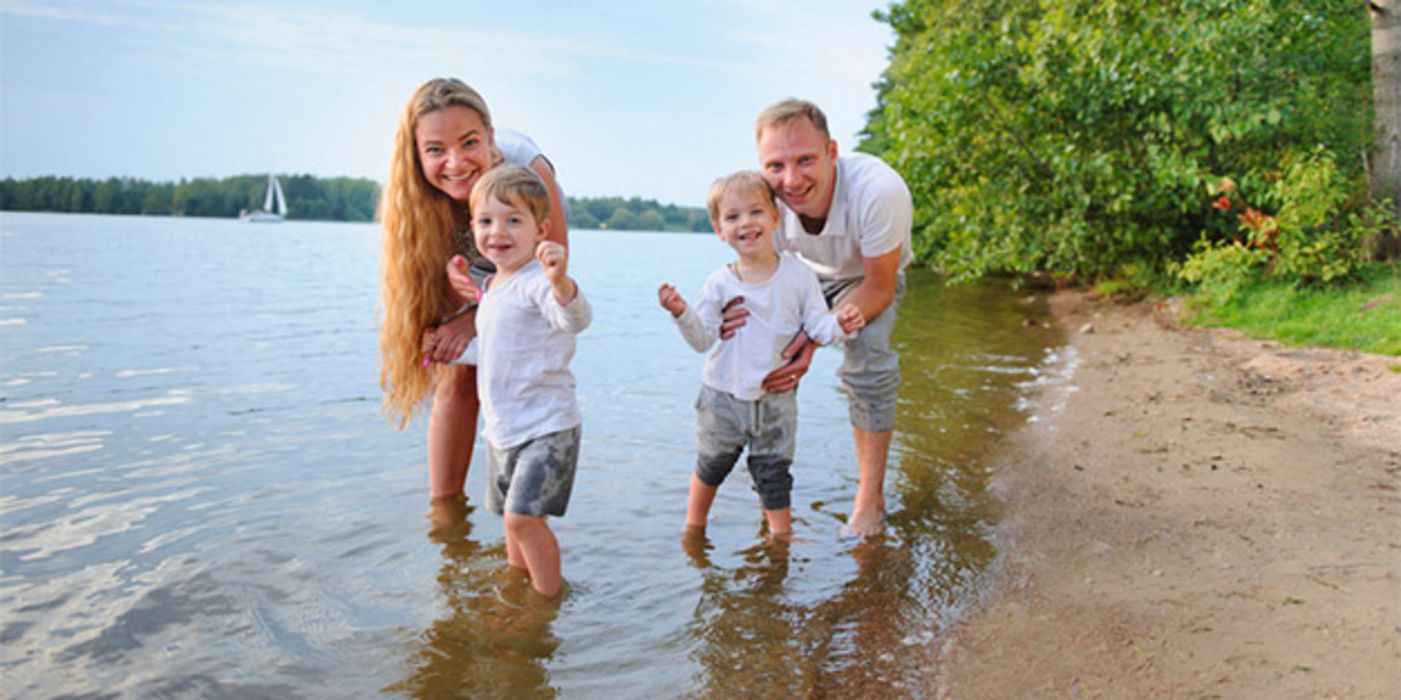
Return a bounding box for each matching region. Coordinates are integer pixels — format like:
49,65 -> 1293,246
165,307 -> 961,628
0,1 -> 895,207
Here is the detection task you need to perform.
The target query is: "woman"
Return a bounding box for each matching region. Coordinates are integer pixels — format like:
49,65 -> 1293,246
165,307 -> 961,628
380,77 -> 568,500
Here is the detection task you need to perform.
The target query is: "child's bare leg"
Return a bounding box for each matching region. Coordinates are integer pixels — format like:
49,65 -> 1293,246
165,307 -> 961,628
505,529 -> 528,570
687,473 -> 719,529
504,513 -> 562,597
764,506 -> 792,539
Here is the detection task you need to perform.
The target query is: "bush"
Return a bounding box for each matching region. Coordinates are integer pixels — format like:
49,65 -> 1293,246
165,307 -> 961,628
1175,148 -> 1396,300
864,0 -> 1375,283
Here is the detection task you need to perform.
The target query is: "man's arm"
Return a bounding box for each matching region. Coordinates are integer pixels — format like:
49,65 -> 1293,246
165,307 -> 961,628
759,249 -> 902,392
840,247 -> 902,322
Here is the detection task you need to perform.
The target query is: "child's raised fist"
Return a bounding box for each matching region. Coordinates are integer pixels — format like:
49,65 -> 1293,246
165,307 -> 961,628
834,302 -> 866,334
657,283 -> 687,319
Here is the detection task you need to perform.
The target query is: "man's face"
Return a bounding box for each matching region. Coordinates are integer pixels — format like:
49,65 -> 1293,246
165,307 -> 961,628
757,116 -> 837,221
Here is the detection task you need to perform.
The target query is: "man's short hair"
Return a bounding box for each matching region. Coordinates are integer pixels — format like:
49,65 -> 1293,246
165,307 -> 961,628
755,98 -> 830,142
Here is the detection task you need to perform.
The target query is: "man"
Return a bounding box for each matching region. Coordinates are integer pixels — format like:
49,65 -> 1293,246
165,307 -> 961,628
725,98 -> 913,537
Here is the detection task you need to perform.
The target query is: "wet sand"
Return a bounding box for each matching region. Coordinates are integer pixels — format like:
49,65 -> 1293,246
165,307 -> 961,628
932,292 -> 1401,698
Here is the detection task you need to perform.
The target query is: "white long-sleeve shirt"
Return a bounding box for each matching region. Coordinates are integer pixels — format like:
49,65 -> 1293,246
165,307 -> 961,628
476,261 -> 592,449
673,253 -> 849,401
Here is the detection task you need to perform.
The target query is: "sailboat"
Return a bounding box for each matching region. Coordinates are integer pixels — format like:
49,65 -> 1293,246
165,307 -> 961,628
240,173 -> 288,222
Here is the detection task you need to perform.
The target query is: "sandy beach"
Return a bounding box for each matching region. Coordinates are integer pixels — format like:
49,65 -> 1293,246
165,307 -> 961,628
933,292 -> 1401,698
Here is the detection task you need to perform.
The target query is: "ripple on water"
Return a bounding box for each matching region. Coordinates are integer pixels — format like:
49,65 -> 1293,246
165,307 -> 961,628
0,429 -> 107,468
0,393 -> 192,425
2,223 -> 1071,697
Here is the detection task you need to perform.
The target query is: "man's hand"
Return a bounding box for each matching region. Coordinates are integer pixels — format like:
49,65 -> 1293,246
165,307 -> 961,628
762,331 -> 815,393
719,296 -> 749,339
657,283 -> 687,318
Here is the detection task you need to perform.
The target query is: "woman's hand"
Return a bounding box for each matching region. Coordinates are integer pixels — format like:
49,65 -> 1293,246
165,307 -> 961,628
445,255 -> 481,305
421,312 -> 476,366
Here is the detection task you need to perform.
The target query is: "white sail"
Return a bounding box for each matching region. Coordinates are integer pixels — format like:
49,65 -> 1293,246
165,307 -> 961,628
272,174 -> 287,216
242,172 -> 287,222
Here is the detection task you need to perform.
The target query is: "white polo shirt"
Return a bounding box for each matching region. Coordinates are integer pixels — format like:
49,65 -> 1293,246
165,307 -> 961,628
773,152 -> 914,280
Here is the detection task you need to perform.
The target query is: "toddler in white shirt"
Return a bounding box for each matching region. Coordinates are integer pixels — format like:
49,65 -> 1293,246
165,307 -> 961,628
471,165 -> 591,598
658,171 -> 864,539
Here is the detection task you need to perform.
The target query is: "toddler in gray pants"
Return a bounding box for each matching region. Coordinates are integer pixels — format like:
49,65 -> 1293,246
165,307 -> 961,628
658,171 -> 865,538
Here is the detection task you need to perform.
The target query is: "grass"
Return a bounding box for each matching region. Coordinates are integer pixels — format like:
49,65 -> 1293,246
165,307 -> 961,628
1182,262 -> 1401,356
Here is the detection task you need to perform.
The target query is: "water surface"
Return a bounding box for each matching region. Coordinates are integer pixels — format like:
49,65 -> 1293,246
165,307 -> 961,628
0,212 -> 1064,697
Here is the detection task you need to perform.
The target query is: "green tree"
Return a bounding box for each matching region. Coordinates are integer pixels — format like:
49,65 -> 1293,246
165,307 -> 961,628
606,207 -> 638,230
636,209 -> 666,231
572,209 -> 600,230
93,177 -> 121,212
1,174 -> 381,221
866,0 -> 1377,282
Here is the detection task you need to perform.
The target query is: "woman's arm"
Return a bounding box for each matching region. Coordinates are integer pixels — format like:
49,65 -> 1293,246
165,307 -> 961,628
530,156 -> 569,248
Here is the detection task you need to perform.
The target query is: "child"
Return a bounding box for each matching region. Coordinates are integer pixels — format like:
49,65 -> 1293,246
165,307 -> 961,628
657,171 -> 865,539
470,164 -> 591,598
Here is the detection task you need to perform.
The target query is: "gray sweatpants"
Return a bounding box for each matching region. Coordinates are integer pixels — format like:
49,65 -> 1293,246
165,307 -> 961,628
821,273 -> 905,433
694,385 -> 798,511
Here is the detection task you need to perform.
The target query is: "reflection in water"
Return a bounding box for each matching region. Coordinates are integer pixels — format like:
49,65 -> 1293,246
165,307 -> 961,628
684,532 -> 804,696
389,498 -> 562,699
677,274 -> 1064,696
682,532 -> 936,696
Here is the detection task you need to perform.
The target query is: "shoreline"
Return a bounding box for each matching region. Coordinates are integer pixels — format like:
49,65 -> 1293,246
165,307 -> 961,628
932,291 -> 1401,698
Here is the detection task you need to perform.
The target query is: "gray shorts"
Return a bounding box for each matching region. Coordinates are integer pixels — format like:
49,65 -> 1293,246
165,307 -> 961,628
821,273 -> 906,433
694,385 -> 797,511
485,426 -> 580,517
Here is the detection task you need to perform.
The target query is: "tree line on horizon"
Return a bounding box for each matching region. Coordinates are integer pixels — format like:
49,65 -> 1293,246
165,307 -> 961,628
0,174 -> 379,222
0,174 -> 712,232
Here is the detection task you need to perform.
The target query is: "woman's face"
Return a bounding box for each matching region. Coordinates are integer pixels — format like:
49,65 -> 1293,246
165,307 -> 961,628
415,105 -> 494,203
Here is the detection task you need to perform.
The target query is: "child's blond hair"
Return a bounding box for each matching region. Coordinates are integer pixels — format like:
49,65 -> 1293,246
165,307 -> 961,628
705,170 -> 778,224
754,98 -> 830,142
470,164 -> 552,226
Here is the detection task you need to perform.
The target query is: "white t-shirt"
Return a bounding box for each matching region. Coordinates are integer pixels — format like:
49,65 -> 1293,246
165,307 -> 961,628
476,261 -> 592,449
673,253 -> 849,401
497,127 -> 568,215
773,152 -> 913,280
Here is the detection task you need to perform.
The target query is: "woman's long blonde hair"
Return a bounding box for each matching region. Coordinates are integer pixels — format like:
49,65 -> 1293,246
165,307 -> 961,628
378,78 -> 494,428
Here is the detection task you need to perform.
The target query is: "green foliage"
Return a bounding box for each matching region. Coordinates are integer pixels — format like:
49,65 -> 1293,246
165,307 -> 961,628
1174,235 -> 1270,307
1183,262 -> 1401,355
865,0 -> 1376,283
0,174 -> 380,221
565,196 -> 709,232
1176,149 -> 1396,302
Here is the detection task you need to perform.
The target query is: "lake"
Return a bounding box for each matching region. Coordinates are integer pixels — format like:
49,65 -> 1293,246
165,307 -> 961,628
0,212 -> 1067,698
